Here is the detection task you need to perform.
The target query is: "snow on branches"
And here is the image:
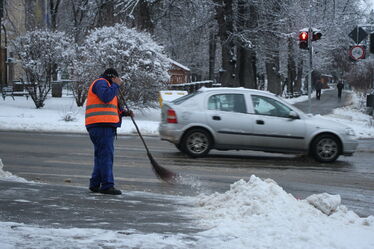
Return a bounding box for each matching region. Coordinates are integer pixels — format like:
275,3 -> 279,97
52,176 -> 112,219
81,24 -> 171,108
14,30 -> 73,108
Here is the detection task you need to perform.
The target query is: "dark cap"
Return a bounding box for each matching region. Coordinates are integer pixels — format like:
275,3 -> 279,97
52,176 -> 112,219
102,68 -> 119,78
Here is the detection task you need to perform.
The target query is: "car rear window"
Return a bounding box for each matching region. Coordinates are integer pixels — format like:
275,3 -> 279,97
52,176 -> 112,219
171,91 -> 201,105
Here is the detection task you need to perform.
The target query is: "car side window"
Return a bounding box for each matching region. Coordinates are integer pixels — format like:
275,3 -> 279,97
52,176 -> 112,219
208,94 -> 247,113
251,95 -> 292,118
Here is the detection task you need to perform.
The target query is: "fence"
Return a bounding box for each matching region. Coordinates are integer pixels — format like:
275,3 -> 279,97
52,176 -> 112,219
168,80 -> 221,93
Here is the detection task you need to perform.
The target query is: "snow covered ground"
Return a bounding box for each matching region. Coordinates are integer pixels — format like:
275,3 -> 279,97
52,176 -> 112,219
0,96 -> 160,136
1,91 -> 374,138
0,169 -> 373,249
1,92 -> 374,248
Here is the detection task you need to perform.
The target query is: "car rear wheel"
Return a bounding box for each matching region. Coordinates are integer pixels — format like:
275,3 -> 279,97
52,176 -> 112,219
311,134 -> 340,163
181,129 -> 212,158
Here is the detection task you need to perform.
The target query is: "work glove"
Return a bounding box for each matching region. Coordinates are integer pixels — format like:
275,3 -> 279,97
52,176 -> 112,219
121,109 -> 134,117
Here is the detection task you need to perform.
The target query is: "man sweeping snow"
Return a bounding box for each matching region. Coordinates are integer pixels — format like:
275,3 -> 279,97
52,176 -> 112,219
85,68 -> 132,195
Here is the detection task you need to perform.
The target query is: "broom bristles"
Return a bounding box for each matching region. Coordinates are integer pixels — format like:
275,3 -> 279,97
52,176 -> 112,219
147,152 -> 177,183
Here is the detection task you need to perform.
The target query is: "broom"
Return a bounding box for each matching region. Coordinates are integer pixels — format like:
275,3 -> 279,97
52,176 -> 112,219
119,91 -> 177,183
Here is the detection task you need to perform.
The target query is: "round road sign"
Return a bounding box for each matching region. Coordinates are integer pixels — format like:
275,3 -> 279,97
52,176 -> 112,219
349,45 -> 365,60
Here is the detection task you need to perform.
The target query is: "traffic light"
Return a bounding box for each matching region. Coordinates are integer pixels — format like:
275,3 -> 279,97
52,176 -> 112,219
299,29 -> 322,49
299,31 -> 308,49
312,31 -> 322,41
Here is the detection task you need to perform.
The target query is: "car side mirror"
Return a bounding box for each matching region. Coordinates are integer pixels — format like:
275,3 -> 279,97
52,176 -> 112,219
288,111 -> 299,119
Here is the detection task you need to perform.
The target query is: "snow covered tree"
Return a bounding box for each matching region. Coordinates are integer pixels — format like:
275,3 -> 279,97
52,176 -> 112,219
152,0 -> 215,81
347,60 -> 374,93
66,46 -> 93,107
76,24 -> 170,108
11,0 -> 371,100
13,30 -> 73,108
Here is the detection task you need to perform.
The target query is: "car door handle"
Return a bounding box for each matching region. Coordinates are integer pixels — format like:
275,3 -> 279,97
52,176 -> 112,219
256,120 -> 265,125
212,115 -> 221,121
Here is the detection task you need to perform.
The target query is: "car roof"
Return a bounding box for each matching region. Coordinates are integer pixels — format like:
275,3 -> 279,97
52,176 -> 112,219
198,87 -> 276,97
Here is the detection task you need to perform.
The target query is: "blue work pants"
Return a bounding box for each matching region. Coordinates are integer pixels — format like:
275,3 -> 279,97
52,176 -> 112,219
88,126 -> 116,190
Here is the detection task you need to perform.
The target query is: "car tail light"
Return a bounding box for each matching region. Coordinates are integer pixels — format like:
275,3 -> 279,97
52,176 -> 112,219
167,109 -> 178,123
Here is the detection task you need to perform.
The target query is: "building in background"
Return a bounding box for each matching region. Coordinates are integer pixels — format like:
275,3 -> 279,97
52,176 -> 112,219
168,59 -> 191,85
1,0 -> 49,89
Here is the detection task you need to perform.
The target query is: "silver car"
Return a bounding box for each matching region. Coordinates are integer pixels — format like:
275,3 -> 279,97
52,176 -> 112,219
159,87 -> 358,162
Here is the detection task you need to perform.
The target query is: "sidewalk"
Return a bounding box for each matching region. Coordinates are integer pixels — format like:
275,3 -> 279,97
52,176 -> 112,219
294,89 -> 351,115
0,179 -> 198,234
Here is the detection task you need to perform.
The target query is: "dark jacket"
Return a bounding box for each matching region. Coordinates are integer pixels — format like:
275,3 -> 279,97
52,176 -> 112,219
337,82 -> 344,90
315,80 -> 322,91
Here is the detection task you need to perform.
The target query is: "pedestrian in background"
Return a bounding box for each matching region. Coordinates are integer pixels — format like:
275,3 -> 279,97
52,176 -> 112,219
85,68 -> 133,195
337,81 -> 344,99
315,79 -> 322,100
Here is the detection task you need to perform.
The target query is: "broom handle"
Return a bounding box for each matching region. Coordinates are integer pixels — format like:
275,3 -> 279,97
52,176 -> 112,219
121,99 -> 151,155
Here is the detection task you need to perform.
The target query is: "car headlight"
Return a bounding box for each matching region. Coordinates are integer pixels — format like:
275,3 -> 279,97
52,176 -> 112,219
345,127 -> 356,136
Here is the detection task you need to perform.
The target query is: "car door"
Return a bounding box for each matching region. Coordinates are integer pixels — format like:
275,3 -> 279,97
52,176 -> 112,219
205,93 -> 255,147
249,94 -> 306,151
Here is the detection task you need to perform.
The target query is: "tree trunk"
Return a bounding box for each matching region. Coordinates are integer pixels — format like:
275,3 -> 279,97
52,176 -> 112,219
236,2 -> 257,89
287,37 -> 296,94
295,59 -> 303,93
214,0 -> 237,86
208,32 -> 217,81
237,47 -> 257,89
49,0 -> 61,31
266,54 -> 281,94
133,0 -> 154,33
96,0 -> 117,27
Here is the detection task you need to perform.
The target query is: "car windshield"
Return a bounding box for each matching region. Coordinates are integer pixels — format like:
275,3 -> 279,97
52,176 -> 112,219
252,95 -> 293,117
171,91 -> 201,105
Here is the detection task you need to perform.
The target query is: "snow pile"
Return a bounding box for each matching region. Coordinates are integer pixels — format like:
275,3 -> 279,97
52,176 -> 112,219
306,193 -> 341,215
0,159 -> 29,183
194,175 -> 374,249
0,175 -> 373,248
327,107 -> 374,139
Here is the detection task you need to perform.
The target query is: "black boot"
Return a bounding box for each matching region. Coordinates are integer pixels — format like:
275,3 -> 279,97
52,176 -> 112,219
100,187 -> 122,195
89,186 -> 100,193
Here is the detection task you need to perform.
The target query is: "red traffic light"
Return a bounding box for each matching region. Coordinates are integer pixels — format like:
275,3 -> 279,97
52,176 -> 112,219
299,31 -> 308,41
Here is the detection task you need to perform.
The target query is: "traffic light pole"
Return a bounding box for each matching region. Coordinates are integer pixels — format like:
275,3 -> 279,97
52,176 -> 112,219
308,30 -> 313,114
307,1 -> 313,114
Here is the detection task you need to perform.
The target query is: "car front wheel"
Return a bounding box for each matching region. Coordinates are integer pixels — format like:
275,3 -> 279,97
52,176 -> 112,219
181,129 -> 212,158
311,134 -> 340,163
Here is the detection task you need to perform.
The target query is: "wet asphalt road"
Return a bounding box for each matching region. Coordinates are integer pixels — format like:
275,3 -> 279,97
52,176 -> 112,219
0,131 -> 373,220
0,88 -> 373,233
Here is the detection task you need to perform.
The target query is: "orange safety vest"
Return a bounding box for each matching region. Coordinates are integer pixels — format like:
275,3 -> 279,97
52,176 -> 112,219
85,78 -> 120,126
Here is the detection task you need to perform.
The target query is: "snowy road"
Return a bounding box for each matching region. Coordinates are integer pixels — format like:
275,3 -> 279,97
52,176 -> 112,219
0,131 -> 374,248
0,131 -> 373,218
